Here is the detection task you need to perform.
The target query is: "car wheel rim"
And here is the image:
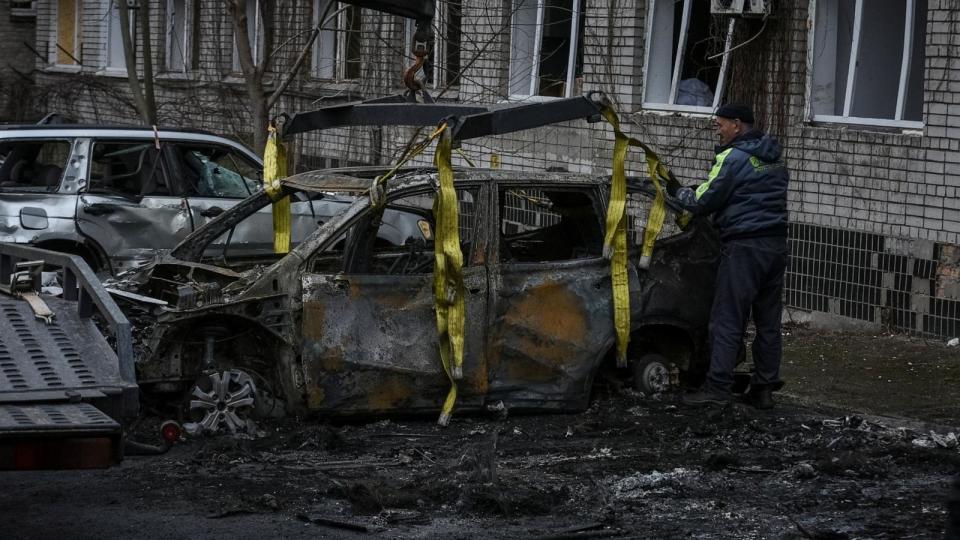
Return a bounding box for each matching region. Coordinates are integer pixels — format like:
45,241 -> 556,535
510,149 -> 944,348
185,370 -> 257,435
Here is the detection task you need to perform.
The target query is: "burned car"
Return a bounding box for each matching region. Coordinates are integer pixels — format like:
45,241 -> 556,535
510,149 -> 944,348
130,166 -> 719,425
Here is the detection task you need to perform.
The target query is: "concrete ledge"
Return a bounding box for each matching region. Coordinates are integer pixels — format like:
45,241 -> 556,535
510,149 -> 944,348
782,307 -> 881,333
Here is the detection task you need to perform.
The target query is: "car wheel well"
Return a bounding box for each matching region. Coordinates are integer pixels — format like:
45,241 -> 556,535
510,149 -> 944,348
32,239 -> 105,272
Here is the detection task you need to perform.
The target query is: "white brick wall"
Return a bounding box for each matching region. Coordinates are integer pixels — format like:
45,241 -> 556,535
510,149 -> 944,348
13,0 -> 960,335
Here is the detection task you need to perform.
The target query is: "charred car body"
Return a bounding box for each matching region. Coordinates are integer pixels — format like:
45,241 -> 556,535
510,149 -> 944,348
128,166 -> 720,420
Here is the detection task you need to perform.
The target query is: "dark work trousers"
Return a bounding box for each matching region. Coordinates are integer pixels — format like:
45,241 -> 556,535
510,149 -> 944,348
705,236 -> 789,395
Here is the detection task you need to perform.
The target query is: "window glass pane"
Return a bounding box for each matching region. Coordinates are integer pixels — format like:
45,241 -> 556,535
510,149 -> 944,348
538,0 -> 574,97
811,0 -> 855,116
0,140 -> 70,191
644,0 -> 726,107
167,0 -> 187,72
90,142 -> 168,197
443,0 -> 462,87
499,188 -> 602,262
509,0 -> 538,95
344,5 -> 363,79
903,0 -> 927,121
175,145 -> 261,198
314,0 -> 337,78
57,0 -> 79,65
850,0 -> 906,119
644,0 -> 677,103
812,0 -> 925,123
108,2 -> 137,70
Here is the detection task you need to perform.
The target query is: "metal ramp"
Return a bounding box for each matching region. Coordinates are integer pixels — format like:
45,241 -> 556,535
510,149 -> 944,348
0,244 -> 137,469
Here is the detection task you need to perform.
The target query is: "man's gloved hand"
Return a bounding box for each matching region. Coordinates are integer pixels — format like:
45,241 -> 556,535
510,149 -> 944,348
665,171 -> 682,197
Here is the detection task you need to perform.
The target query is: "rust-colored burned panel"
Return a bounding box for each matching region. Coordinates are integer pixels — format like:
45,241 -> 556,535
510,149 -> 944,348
367,376 -> 416,410
501,280 -> 590,367
302,301 -> 325,341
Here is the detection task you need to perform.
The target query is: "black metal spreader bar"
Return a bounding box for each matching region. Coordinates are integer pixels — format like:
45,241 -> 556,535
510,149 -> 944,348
282,92 -> 608,143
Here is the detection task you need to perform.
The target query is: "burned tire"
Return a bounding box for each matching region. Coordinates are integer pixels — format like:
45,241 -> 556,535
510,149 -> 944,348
632,353 -> 671,395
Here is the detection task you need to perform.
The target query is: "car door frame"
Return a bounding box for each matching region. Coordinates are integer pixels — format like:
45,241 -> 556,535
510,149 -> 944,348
75,136 -> 193,274
485,179 -> 618,411
296,181 -> 491,415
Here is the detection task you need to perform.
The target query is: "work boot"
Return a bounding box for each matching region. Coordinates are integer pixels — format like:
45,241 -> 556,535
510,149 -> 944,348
681,388 -> 731,407
748,387 -> 774,410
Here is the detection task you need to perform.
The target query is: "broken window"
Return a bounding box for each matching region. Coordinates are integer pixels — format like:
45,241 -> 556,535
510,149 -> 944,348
314,1 -> 363,80
0,140 -> 70,191
55,0 -> 81,66
233,0 -> 264,72
509,0 -> 585,98
810,0 -> 926,126
499,187 -> 603,262
643,0 -> 735,111
307,187 -> 478,275
105,1 -> 136,72
403,0 -> 461,89
165,0 -> 198,72
171,145 -> 261,198
89,142 -> 169,198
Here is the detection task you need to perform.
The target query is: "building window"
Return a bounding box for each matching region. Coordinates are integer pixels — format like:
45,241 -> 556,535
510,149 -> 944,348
165,0 -> 197,72
403,0 -> 462,89
508,0 -> 585,99
313,1 -> 363,80
233,0 -> 264,72
810,0 -> 926,127
55,0 -> 81,66
106,1 -> 136,72
643,0 -> 736,112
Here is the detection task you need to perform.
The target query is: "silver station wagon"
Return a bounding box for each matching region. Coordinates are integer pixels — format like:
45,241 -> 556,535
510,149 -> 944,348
0,123 -> 268,274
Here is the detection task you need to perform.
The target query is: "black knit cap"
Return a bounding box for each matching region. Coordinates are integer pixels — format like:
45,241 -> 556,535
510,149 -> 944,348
715,103 -> 755,124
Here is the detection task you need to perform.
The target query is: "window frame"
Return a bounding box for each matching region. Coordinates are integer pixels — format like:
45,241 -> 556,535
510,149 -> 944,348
807,0 -> 925,129
496,183 -> 606,264
232,0 -> 264,73
402,0 -> 462,90
641,0 -> 736,114
164,0 -> 195,73
507,0 -> 585,101
104,0 -> 137,74
312,1 -> 363,81
52,0 -> 82,69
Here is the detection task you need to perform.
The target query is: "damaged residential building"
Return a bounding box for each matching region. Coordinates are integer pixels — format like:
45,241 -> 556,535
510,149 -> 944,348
3,0 -> 960,337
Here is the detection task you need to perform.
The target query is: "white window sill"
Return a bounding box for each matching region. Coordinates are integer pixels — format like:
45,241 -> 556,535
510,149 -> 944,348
156,71 -> 197,81
811,114 -> 923,132
503,94 -> 574,103
44,64 -> 82,74
96,68 -> 130,77
641,103 -> 716,115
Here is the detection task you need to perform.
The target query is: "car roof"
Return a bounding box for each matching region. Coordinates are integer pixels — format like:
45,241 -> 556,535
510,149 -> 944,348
0,123 -> 218,137
282,166 -> 602,194
0,125 -> 262,162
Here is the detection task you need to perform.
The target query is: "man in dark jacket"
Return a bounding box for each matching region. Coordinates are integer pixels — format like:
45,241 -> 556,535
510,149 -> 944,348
669,104 -> 789,409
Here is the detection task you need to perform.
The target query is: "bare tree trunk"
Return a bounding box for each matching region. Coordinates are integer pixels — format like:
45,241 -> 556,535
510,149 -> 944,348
230,0 -> 268,152
138,0 -> 157,122
117,0 -> 156,124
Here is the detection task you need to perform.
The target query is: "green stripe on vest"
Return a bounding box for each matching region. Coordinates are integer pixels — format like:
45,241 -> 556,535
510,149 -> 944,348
695,147 -> 733,200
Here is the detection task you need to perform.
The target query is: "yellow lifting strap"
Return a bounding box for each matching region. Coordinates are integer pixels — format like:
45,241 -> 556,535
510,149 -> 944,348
369,125 -> 449,208
600,105 -> 673,367
264,126 -> 291,254
432,126 -> 466,426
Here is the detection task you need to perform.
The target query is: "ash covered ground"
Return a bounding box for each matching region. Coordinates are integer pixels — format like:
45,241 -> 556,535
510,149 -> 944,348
2,327 -> 959,539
